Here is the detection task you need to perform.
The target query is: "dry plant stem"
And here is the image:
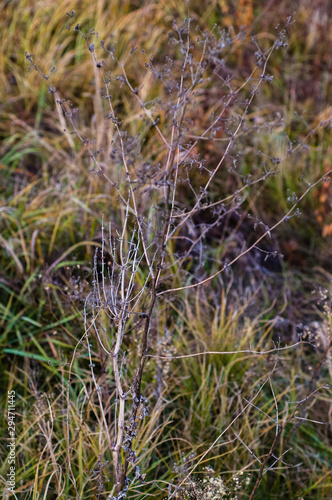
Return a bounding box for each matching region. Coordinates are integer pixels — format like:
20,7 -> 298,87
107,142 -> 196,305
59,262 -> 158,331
179,116 -> 331,219
116,21 -> 193,489
171,34 -> 276,196
118,295 -> 156,490
119,62 -> 170,151
233,432 -> 262,464
112,319 -> 127,485
147,340 -> 315,360
116,36 -> 191,491
109,205 -> 147,487
89,50 -> 154,279
112,207 -> 128,486
52,94 -> 133,212
158,169 -> 332,296
169,42 -> 276,240
86,320 -> 113,447
248,385 -> 329,500
118,133 -> 177,493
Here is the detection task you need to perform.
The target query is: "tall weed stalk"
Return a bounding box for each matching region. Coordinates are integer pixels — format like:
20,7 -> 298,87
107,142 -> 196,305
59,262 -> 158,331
20,7 -> 332,499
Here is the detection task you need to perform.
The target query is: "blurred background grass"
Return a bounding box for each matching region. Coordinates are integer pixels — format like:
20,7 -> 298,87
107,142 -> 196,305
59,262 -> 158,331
0,1 -> 331,498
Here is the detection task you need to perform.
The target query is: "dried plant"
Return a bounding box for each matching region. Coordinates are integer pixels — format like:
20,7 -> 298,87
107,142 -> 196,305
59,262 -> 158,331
19,6 -> 332,499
